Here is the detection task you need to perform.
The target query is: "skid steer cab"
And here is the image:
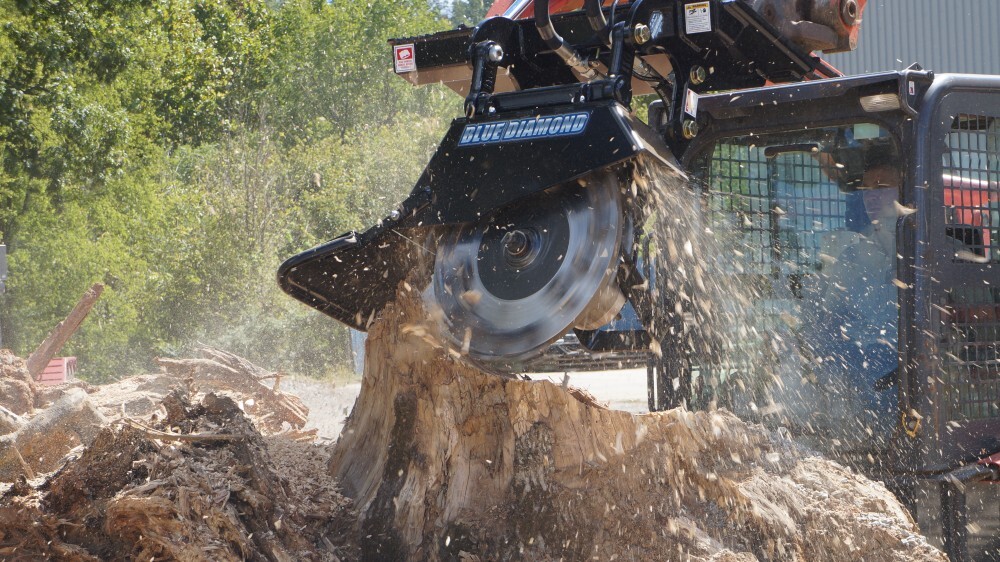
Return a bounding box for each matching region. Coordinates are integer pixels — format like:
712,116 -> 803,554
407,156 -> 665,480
277,1 -> 1000,558
673,72 -> 1000,561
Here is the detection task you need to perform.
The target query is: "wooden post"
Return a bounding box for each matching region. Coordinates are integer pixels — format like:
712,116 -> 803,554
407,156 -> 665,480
26,283 -> 104,380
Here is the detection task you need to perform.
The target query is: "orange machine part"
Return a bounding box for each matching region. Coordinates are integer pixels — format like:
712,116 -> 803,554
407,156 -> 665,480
486,0 -> 624,20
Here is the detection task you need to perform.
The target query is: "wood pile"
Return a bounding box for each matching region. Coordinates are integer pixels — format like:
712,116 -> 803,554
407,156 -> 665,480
0,348 -> 356,561
0,391 -> 356,561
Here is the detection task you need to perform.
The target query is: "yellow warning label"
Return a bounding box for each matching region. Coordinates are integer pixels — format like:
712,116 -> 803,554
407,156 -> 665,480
685,2 -> 712,35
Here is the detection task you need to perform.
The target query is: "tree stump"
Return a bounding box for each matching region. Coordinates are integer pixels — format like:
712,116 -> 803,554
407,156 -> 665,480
330,280 -> 945,562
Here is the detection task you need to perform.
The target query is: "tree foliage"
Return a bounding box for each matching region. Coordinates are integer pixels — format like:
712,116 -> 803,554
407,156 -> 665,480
447,0 -> 490,26
0,0 -> 460,380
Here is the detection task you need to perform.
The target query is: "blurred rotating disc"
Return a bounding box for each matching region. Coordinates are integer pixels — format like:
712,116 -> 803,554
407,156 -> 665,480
428,170 -> 625,367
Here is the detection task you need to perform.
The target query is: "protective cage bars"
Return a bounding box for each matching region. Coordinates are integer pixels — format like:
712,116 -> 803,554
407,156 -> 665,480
694,136 -> 860,403
939,111 -> 1000,425
916,87 -> 1000,562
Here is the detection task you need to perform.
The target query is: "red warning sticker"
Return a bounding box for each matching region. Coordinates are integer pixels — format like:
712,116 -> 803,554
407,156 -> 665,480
394,44 -> 416,73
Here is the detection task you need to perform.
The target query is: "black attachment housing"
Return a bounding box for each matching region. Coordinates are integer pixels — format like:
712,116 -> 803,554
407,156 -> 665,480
278,100 -> 675,330
280,0 -> 846,332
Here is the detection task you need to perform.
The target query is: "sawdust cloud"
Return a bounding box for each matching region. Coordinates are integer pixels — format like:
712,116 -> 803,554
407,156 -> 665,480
639,156 -> 896,463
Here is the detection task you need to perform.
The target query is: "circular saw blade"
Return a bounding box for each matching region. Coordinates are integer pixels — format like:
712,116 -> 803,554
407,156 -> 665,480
428,171 -> 623,367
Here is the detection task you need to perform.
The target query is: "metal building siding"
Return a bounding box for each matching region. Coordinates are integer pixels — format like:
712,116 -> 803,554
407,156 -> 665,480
826,0 -> 1000,76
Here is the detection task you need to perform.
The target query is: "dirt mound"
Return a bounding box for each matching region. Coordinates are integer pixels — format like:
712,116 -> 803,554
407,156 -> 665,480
0,346 -> 316,485
0,388 -> 106,481
88,347 -> 312,438
0,391 -> 356,561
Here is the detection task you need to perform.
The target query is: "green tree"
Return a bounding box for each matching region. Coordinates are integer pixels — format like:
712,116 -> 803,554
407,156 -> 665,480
0,0 -> 144,241
448,0 -> 489,26
1,0 -> 464,380
266,0 -> 451,144
0,0 -> 279,375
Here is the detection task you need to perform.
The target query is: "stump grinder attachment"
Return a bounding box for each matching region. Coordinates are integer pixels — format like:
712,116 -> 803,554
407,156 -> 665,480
278,0 -> 866,369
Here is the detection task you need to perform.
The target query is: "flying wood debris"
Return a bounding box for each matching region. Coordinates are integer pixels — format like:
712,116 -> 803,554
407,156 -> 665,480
326,279 -> 945,562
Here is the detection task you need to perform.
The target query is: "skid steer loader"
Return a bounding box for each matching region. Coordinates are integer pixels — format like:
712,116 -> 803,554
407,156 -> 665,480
279,1 -> 1000,558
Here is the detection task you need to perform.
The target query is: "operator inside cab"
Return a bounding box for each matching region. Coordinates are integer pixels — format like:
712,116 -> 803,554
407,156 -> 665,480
809,137 -> 902,446
698,123 -> 907,448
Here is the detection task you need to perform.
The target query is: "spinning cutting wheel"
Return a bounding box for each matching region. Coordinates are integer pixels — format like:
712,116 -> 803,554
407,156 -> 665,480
429,170 -> 626,367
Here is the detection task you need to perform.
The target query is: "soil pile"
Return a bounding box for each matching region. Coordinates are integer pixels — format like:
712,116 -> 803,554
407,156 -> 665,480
97,347 -> 313,438
0,347 -> 318,484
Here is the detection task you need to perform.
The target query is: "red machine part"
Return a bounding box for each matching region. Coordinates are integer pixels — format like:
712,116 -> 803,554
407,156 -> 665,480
944,174 -> 999,249
488,0 -> 866,54
818,0 -> 867,51
747,0 -> 867,53
484,0 -> 515,18
486,0 -> 619,20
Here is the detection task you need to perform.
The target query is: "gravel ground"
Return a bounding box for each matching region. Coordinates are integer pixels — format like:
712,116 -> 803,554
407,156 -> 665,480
528,368 -> 649,413
279,378 -> 363,440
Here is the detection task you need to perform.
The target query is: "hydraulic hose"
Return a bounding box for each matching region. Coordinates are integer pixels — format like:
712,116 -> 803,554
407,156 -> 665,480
585,0 -> 664,86
535,0 -> 598,79
585,0 -> 611,46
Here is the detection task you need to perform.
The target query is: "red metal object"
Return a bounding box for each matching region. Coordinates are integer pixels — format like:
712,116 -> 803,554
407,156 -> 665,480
38,356 -> 76,386
844,0 -> 867,51
485,0 -> 854,80
490,0 -> 866,53
979,452 -> 1000,469
485,0 -> 515,18
746,0 -> 866,53
944,174 -> 999,248
487,0 -> 621,20
809,0 -> 868,51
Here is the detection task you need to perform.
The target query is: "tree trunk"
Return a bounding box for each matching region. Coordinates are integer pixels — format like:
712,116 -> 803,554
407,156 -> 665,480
330,279 -> 945,562
26,283 -> 104,380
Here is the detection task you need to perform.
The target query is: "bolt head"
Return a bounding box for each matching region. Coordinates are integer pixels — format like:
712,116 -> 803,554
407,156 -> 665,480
690,66 -> 708,85
488,43 -> 504,63
634,24 -> 652,45
682,119 -> 700,140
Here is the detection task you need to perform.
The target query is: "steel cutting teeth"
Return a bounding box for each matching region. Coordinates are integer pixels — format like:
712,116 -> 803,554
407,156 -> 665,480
427,170 -> 624,366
